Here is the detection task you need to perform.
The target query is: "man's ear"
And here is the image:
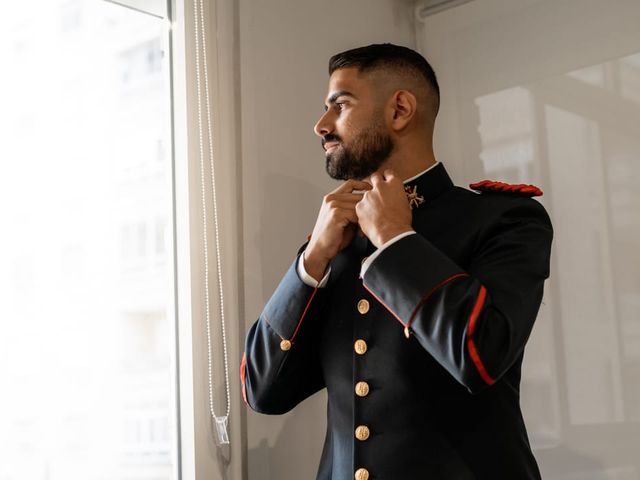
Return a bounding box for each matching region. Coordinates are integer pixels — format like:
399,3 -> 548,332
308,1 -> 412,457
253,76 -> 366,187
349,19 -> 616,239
389,90 -> 417,131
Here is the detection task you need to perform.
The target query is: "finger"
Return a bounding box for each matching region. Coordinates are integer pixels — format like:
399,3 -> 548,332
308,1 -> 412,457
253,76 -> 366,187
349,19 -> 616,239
331,206 -> 359,224
328,200 -> 361,211
329,193 -> 365,203
369,173 -> 383,188
334,179 -> 373,194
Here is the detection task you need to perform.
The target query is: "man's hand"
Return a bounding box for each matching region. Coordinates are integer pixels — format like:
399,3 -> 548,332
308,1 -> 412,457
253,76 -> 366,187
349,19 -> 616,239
356,169 -> 413,248
305,179 -> 372,282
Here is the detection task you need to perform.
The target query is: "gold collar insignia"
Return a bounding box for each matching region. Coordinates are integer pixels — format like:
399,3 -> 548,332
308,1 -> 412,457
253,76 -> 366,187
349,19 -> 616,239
404,185 -> 425,210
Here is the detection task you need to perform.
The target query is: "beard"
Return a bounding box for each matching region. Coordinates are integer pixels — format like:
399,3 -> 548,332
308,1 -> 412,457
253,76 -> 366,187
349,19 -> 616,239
324,121 -> 394,181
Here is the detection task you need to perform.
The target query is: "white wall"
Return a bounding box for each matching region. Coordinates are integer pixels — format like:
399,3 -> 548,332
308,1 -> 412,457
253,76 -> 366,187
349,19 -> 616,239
417,0 -> 640,478
238,1 -> 416,478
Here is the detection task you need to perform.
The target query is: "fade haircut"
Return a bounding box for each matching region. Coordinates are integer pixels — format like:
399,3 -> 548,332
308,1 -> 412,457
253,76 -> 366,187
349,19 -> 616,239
328,43 -> 440,118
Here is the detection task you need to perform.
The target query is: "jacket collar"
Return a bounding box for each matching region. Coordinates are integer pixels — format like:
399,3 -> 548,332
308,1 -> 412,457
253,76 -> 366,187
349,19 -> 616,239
403,161 -> 453,209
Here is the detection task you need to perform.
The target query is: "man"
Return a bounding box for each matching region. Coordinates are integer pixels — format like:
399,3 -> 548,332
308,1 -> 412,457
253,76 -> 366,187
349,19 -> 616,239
241,43 -> 552,480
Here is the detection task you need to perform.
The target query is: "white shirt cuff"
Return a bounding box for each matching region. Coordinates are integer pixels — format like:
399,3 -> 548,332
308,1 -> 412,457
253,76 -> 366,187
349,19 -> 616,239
360,231 -> 416,278
297,251 -> 331,288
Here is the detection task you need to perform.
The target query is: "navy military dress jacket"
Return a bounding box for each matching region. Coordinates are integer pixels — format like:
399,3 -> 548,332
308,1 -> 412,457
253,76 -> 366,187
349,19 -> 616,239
242,162 -> 553,480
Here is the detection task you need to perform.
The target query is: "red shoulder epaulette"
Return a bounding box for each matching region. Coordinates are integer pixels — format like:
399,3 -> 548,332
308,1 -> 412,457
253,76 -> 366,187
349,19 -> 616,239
469,180 -> 543,197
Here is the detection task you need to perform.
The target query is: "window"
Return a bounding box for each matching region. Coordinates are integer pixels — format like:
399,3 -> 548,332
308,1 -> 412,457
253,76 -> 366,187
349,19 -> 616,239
0,2 -> 176,479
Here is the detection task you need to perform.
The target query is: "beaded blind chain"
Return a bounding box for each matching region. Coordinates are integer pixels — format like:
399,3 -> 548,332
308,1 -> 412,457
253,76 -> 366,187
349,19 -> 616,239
193,0 -> 231,445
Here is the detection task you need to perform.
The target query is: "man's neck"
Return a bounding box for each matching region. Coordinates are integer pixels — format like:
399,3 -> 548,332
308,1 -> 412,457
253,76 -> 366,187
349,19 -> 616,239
376,143 -> 437,181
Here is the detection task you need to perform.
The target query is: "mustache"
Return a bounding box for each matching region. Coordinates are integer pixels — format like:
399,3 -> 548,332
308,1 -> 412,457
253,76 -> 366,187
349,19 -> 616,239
321,134 -> 342,149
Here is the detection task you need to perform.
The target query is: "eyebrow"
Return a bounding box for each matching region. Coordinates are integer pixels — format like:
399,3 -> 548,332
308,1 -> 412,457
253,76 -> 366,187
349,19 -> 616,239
324,90 -> 356,111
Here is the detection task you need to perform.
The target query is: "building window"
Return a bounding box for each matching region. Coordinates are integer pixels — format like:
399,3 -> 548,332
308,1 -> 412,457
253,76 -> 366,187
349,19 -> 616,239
0,2 -> 177,479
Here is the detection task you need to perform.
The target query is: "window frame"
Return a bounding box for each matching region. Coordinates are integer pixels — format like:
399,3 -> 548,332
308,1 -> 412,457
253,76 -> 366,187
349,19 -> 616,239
102,0 -> 245,477
168,0 -> 244,479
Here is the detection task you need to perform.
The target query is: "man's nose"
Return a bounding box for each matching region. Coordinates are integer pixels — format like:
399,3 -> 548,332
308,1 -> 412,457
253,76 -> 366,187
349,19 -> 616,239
314,111 -> 333,137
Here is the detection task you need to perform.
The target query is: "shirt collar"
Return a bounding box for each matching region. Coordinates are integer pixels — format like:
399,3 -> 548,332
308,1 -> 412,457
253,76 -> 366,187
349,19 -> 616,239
403,161 -> 440,184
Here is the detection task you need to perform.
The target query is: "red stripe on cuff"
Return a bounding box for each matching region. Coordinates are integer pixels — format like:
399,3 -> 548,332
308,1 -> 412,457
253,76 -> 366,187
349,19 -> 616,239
407,272 -> 470,327
466,286 -> 495,385
363,283 -> 407,327
364,272 -> 470,331
240,352 -> 248,404
467,285 -> 486,336
467,338 -> 495,385
289,287 -> 318,342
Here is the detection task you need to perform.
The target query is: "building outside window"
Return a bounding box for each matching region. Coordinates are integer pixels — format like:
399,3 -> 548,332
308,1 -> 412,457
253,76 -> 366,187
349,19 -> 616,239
0,2 -> 177,479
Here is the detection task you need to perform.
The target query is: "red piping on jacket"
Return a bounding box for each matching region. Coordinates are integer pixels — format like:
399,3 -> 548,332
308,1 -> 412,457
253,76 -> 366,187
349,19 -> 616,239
363,272 -> 470,330
262,287 -> 319,345
240,352 -> 248,404
466,286 -> 496,385
363,284 -> 406,327
289,287 -> 319,343
407,272 -> 470,328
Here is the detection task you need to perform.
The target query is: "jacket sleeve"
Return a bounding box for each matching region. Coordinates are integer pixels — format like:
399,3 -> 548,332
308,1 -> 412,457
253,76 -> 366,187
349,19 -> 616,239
362,199 -> 553,394
242,252 -> 327,414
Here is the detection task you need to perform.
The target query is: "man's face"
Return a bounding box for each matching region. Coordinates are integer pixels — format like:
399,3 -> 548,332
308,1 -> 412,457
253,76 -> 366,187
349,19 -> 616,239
314,67 -> 394,180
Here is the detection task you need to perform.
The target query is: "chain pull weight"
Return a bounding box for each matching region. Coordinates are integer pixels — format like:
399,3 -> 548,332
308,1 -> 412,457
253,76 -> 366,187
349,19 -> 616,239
193,0 -> 231,446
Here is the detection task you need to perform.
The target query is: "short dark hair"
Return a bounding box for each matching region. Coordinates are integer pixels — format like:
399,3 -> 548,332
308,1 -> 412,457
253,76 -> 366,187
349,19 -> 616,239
328,43 -> 440,113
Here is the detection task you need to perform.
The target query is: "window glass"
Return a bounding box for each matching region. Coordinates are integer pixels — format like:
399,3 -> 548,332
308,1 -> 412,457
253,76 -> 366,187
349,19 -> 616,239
0,2 -> 176,479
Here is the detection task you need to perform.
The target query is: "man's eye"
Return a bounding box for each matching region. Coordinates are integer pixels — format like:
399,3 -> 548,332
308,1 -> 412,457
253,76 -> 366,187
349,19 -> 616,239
335,102 -> 345,111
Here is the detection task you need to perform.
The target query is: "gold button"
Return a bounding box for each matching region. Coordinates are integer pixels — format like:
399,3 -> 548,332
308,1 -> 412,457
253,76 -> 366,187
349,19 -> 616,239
280,339 -> 291,351
355,381 -> 370,397
357,299 -> 370,314
354,339 -> 368,355
355,468 -> 369,480
355,425 -> 370,441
